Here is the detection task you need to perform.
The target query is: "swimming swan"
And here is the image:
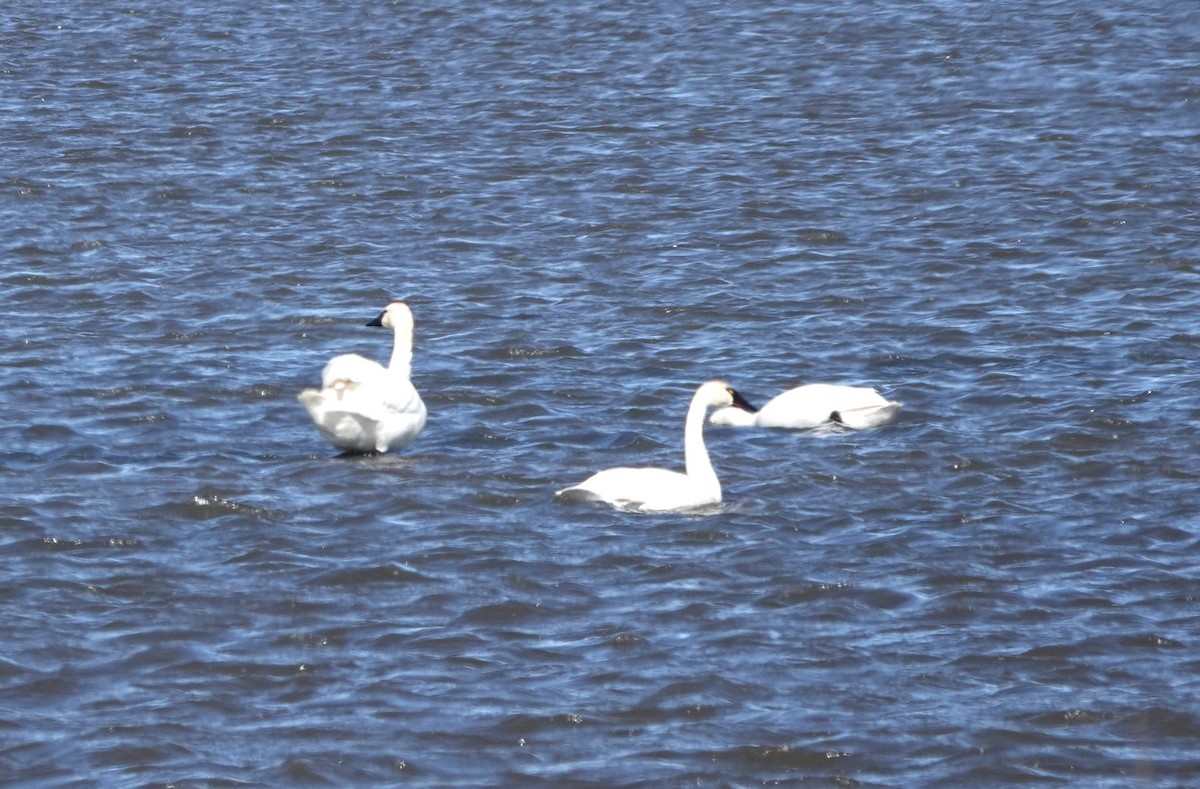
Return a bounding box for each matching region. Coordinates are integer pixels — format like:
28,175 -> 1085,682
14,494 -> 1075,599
556,380 -> 755,512
709,382 -> 900,430
298,301 -> 427,453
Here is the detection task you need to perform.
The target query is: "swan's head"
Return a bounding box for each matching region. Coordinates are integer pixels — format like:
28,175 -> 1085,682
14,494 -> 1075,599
699,380 -> 757,412
367,301 -> 414,332
701,380 -> 758,426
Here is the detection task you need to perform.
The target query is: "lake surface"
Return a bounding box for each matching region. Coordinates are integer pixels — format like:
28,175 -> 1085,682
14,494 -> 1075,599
3,1 -> 1199,786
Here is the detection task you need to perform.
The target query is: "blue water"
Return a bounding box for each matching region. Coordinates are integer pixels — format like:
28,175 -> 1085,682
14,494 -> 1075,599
3,1 -> 1199,786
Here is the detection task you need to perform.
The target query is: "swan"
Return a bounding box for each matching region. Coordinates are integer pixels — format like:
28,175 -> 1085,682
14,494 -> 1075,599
556,380 -> 754,512
298,301 -> 427,453
709,382 -> 900,430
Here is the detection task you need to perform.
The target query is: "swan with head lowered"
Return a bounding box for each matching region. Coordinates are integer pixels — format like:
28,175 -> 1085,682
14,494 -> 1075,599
709,382 -> 900,430
298,301 -> 427,453
556,380 -> 755,512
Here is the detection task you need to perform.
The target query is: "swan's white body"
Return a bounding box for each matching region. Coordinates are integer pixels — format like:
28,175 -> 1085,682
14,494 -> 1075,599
298,302 -> 427,453
709,383 -> 900,430
556,380 -> 753,512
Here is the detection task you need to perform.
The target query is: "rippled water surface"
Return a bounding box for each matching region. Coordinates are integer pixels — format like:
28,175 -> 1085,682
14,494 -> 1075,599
3,1 -> 1199,786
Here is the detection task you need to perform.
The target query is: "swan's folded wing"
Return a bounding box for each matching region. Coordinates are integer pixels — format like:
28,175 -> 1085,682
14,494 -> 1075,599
831,402 -> 901,429
320,353 -> 385,391
557,467 -> 714,511
379,379 -> 425,417
325,374 -> 421,421
755,384 -> 897,429
373,404 -> 428,452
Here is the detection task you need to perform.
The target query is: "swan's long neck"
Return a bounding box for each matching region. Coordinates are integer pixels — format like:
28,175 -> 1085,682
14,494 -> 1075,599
683,390 -> 719,494
387,324 -> 414,375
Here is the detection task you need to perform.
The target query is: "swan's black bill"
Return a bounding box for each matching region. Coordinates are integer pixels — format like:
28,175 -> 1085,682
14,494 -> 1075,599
728,388 -> 758,413
366,311 -> 386,327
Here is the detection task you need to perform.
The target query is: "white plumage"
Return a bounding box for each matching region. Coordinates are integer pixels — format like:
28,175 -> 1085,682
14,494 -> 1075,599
298,301 -> 427,453
709,382 -> 900,430
556,380 -> 754,512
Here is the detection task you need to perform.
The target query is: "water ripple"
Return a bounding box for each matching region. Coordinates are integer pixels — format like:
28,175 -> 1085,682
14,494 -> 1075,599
2,0 -> 1199,786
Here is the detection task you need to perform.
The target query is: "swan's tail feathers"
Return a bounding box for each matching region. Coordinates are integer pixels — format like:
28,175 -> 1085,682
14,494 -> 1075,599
830,402 -> 902,429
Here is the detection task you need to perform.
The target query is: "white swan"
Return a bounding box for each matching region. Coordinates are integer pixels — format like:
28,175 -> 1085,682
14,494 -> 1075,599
298,301 -> 427,453
556,380 -> 754,512
709,382 -> 900,430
